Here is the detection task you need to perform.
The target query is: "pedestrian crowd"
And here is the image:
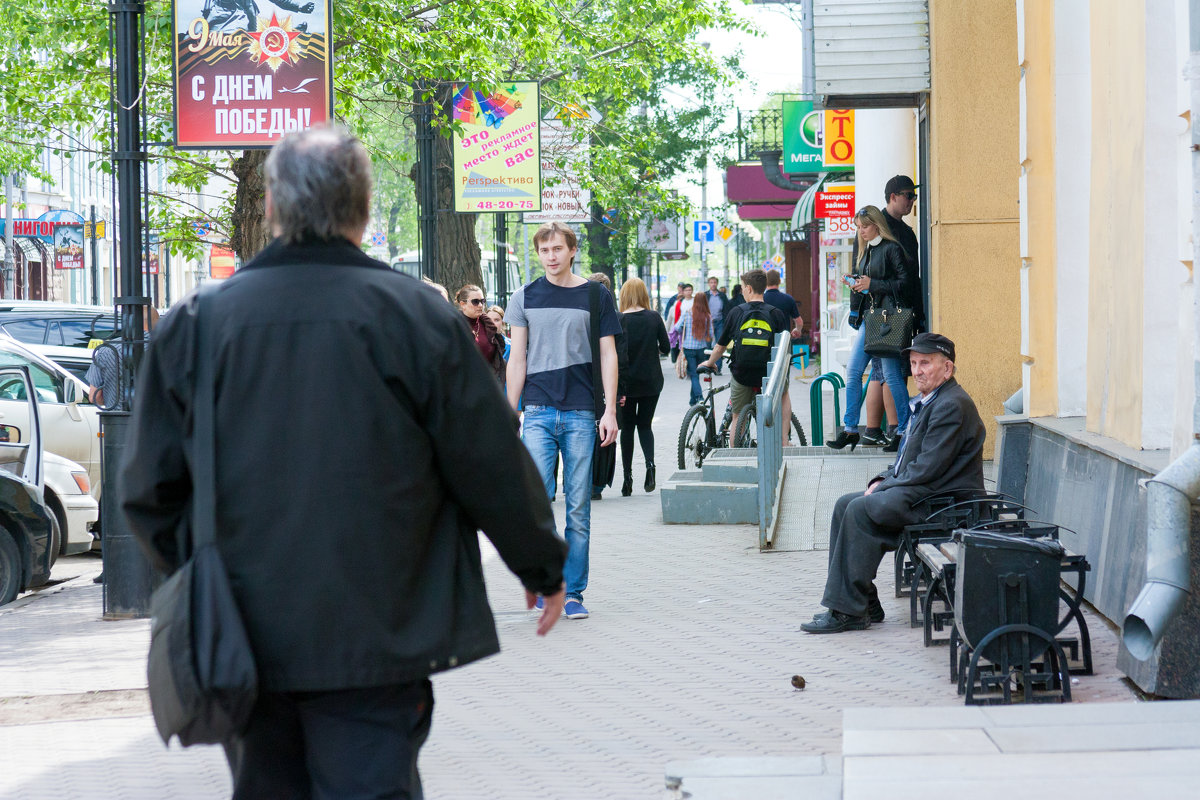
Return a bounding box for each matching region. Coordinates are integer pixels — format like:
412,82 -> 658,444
117,125 -> 976,797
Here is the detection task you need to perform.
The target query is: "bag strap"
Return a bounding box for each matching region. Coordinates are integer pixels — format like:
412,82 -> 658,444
192,285 -> 219,550
588,281 -> 603,417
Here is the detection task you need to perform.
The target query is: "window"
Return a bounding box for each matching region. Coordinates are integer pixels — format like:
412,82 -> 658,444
1,319 -> 47,345
0,352 -> 65,404
59,317 -> 116,347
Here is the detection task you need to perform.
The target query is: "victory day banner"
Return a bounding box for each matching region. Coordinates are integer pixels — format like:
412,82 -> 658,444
52,225 -> 84,270
451,82 -> 542,213
173,0 -> 333,149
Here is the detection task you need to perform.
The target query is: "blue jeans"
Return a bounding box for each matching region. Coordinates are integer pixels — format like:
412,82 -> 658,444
683,348 -> 706,405
843,329 -> 910,433
522,406 -> 596,601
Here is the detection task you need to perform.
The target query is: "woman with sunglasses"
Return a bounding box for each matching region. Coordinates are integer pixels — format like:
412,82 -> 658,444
456,284 -> 506,381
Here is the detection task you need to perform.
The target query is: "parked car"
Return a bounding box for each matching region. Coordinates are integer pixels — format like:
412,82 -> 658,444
0,335 -> 100,498
0,365 -> 56,606
0,301 -> 120,349
43,452 -> 98,561
26,342 -> 94,384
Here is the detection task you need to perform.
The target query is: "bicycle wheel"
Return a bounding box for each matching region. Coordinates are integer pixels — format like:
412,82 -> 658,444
718,403 -> 734,448
678,405 -> 711,470
788,412 -> 808,446
733,404 -> 757,448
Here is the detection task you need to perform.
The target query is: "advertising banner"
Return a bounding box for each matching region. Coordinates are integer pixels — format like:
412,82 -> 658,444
451,81 -> 541,213
636,218 -> 683,252
210,244 -> 237,278
815,190 -> 855,219
782,101 -> 824,173
523,120 -> 589,224
823,109 -> 855,171
173,0 -> 333,149
52,225 -> 84,270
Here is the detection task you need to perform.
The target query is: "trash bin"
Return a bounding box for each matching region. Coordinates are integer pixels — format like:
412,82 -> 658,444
953,530 -> 1064,665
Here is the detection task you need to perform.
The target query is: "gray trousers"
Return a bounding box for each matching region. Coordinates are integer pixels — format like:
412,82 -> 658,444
821,489 -> 923,616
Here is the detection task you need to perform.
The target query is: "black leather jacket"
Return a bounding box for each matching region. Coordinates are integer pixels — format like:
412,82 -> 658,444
849,239 -> 911,325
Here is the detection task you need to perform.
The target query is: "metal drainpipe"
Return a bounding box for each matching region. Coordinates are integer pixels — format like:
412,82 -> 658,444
1120,19 -> 1200,660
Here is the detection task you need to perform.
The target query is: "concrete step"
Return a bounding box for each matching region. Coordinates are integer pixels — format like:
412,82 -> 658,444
665,756 -> 842,800
701,461 -> 759,483
660,478 -> 758,524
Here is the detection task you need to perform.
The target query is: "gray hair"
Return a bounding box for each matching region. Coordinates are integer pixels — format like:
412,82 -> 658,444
265,125 -> 372,244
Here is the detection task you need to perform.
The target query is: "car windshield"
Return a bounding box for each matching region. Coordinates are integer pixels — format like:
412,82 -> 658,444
0,344 -> 85,405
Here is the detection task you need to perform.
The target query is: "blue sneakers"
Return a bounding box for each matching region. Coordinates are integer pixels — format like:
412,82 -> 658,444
564,599 -> 589,619
534,595 -> 545,612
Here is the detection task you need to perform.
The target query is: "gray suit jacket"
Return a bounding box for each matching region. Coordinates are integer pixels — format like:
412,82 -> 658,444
864,377 -> 985,529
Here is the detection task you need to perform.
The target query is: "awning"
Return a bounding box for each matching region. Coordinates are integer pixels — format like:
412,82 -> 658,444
791,173 -> 831,229
15,238 -> 44,262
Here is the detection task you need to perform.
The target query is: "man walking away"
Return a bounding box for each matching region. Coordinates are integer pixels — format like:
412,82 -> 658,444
122,125 -> 568,798
699,269 -> 789,446
507,222 -> 621,620
706,276 -> 726,374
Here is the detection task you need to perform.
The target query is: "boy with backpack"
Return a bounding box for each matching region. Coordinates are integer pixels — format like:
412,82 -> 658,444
700,268 -> 790,445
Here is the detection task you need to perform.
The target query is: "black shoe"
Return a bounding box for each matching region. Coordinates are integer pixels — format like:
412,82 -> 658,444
92,572 -> 104,584
859,429 -> 888,446
882,435 -> 901,453
800,610 -> 871,634
811,594 -> 884,625
644,463 -> 656,493
621,474 -> 633,497
825,431 -> 860,452
592,490 -> 603,500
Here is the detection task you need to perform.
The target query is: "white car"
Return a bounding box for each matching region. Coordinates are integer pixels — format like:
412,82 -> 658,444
0,336 -> 100,499
43,452 -> 98,559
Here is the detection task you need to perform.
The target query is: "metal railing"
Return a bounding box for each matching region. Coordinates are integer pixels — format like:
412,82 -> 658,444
756,331 -> 791,549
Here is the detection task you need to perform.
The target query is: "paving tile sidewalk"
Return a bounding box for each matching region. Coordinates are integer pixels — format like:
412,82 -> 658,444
0,361 -> 1137,799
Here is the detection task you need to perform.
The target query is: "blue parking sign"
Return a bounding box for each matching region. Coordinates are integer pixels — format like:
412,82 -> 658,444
693,220 -> 715,242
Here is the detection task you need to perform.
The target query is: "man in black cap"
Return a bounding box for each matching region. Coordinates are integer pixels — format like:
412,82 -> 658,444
801,333 -> 985,633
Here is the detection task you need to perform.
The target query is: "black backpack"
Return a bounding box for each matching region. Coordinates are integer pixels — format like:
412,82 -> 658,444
731,304 -> 776,374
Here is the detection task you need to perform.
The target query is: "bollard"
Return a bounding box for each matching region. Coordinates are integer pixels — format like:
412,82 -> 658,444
99,410 -> 157,619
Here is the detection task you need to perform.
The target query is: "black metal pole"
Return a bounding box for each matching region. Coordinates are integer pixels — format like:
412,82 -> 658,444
103,0 -> 154,619
494,212 -> 508,307
415,80 -> 438,280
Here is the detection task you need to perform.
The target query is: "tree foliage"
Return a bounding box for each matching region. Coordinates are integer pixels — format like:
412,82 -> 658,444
0,0 -> 748,288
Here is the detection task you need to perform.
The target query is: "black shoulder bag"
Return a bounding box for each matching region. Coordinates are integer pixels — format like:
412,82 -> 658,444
146,286 -> 259,746
588,282 -> 616,489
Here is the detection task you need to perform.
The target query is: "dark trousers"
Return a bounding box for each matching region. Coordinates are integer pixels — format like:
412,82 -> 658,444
619,394 -> 660,474
223,680 -> 434,800
821,490 -> 922,616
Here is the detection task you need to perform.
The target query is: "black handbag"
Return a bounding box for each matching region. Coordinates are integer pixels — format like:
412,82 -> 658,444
146,286 -> 258,746
587,282 -> 616,488
862,295 -> 915,359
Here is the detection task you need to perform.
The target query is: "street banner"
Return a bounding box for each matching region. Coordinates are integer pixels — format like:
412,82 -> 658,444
451,81 -> 542,213
823,109 -> 854,171
210,244 -> 237,278
172,0 -> 334,149
637,218 -> 683,252
52,225 -> 84,270
523,120 -> 589,224
782,101 -> 824,173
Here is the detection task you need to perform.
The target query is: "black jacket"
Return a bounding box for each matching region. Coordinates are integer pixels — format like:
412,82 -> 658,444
849,238 -> 910,326
121,238 -> 565,692
884,212 -> 926,332
619,309 -> 670,397
871,377 -> 985,517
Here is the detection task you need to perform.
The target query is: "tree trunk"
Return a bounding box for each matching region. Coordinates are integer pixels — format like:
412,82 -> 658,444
230,150 -> 271,262
387,200 -> 401,261
432,123 -> 482,294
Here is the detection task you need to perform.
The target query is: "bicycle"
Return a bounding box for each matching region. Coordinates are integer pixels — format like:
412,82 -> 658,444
731,402 -> 807,449
677,363 -> 736,470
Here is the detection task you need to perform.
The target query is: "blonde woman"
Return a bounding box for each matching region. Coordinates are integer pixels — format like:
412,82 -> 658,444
617,277 -> 670,495
827,205 -> 912,451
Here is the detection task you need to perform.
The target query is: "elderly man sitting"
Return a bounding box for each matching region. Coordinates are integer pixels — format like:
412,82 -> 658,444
802,333 -> 985,634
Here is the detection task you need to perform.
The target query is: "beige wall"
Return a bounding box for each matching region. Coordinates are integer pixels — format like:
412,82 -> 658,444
1022,1 -> 1058,417
1086,1 -> 1146,445
928,0 -> 1021,458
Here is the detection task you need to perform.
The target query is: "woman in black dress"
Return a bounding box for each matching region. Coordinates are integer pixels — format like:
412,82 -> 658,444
617,277 -> 670,496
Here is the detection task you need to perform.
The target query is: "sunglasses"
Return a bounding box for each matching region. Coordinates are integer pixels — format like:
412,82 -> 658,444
468,298 -> 486,306
902,192 -> 918,200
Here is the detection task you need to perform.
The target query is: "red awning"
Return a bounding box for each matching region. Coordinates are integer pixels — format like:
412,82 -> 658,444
735,204 -> 796,221
725,163 -> 809,204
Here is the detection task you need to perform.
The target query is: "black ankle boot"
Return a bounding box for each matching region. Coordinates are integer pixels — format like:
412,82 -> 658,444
644,463 -> 656,493
621,473 -> 633,496
825,431 -> 860,452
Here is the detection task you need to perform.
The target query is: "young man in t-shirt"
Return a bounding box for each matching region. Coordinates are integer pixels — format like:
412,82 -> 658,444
506,222 -> 621,620
700,268 -> 789,445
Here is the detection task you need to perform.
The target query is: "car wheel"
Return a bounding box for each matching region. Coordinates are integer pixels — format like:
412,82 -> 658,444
0,527 -> 20,606
45,490 -> 66,561
47,514 -> 62,570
